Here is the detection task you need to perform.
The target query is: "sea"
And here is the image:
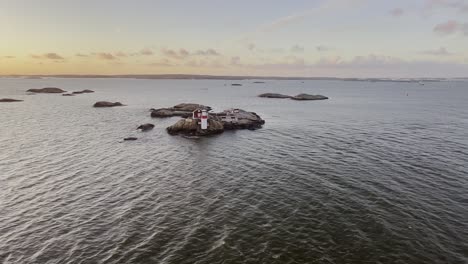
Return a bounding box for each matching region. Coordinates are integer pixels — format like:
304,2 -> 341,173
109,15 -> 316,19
0,78 -> 467,264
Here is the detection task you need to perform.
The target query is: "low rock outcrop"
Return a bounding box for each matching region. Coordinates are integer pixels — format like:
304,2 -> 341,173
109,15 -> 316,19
151,103 -> 211,118
259,92 -> 328,101
124,137 -> 138,141
291,94 -> 328,100
93,101 -> 124,107
258,93 -> 291,99
167,118 -> 224,136
27,87 -> 66,93
73,89 -> 94,94
167,108 -> 265,136
0,98 -> 23,102
62,93 -> 75,96
137,123 -> 155,131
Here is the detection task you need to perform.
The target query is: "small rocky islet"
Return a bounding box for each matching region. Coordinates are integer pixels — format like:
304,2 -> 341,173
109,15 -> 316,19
259,93 -> 328,100
151,103 -> 265,136
93,101 -> 124,107
27,87 -> 66,93
0,98 -> 23,102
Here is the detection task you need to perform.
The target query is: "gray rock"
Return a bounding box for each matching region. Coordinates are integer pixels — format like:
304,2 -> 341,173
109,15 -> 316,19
291,94 -> 328,100
167,118 -> 224,136
27,87 -> 66,93
93,101 -> 124,107
151,103 -> 211,118
124,137 -> 138,141
62,93 -> 75,96
258,93 -> 292,99
137,123 -> 155,131
73,89 -> 95,94
0,98 -> 23,102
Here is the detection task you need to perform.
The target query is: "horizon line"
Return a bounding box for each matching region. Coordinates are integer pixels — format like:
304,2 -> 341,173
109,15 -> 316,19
1,74 -> 467,81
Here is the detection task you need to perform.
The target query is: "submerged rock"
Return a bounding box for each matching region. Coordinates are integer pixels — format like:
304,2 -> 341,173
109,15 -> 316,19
73,89 -> 94,94
137,123 -> 155,131
0,98 -> 23,102
151,103 -> 211,118
167,118 -> 224,136
27,87 -> 66,93
93,101 -> 124,107
258,93 -> 291,99
291,94 -> 328,100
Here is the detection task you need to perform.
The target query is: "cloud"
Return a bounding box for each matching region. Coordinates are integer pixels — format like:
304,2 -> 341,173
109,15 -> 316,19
258,0 -> 368,32
96,52 -> 117,60
75,53 -> 89,57
390,8 -> 404,17
195,49 -> 220,56
44,53 -> 64,60
3,56 -> 15,59
247,43 -> 256,51
162,48 -> 190,60
30,53 -> 65,60
261,12 -> 313,32
148,59 -> 173,67
230,56 -> 241,66
140,48 -> 154,56
316,45 -> 333,52
290,45 -> 304,53
421,47 -> 454,56
115,51 -> 128,57
424,0 -> 468,13
433,20 -> 468,35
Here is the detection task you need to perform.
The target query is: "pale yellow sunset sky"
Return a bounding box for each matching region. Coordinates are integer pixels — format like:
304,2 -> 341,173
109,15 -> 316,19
1,0 -> 468,77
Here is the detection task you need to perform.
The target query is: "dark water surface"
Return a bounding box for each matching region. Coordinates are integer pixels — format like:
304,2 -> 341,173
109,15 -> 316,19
1,78 -> 467,264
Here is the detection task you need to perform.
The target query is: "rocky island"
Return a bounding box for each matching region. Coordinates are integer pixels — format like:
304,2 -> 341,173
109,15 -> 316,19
93,101 -> 124,107
152,103 -> 265,136
0,98 -> 23,102
291,94 -> 328,100
258,93 -> 292,99
259,93 -> 328,101
27,87 -> 66,93
73,89 -> 94,94
151,103 -> 211,118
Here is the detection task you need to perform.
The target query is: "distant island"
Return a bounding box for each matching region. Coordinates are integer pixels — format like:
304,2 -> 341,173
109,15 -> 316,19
0,74 -> 459,83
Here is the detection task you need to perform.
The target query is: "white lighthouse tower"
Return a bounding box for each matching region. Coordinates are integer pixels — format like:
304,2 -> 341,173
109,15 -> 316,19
201,110 -> 208,130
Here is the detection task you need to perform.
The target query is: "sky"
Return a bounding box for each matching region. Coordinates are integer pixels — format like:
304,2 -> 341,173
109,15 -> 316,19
0,0 -> 467,77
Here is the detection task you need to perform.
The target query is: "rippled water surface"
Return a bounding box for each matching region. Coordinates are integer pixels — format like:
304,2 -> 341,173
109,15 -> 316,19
1,78 -> 467,264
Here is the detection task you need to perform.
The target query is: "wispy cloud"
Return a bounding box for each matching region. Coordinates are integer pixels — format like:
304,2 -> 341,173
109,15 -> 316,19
316,45 -> 333,52
390,8 -> 404,17
148,59 -> 173,67
95,52 -> 117,60
433,20 -> 468,35
194,49 -> 220,56
424,0 -> 468,13
421,47 -> 454,56
140,48 -> 154,56
31,53 -> 65,60
115,51 -> 128,57
75,53 -> 89,57
3,56 -> 15,59
230,56 -> 241,66
290,45 -> 304,53
162,48 -> 190,59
